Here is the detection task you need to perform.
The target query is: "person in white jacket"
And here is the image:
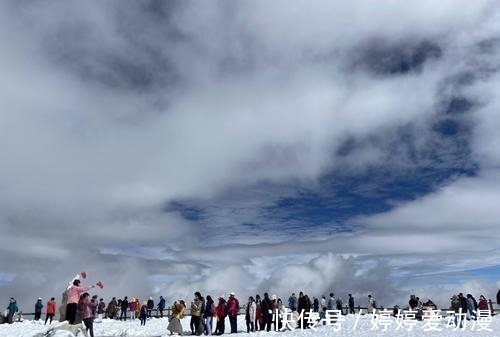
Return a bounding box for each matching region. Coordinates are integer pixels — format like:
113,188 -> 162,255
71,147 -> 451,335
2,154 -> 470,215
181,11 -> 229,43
245,296 -> 256,333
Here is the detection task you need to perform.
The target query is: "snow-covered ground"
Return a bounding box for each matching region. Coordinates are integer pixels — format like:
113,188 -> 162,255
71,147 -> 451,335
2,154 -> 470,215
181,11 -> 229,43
0,312 -> 497,337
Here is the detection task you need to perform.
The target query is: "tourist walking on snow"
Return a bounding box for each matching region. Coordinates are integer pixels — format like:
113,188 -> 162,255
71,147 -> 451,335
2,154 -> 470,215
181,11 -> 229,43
348,294 -> 355,314
45,297 -> 57,325
81,293 -> 95,337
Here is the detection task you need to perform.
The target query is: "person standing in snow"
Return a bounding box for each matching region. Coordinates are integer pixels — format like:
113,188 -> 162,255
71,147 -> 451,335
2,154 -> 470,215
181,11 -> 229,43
226,292 -> 240,334
120,296 -> 129,321
66,279 -> 97,324
34,297 -> 44,320
157,296 -> 166,318
6,297 -> 18,324
367,294 -> 376,314
45,297 -> 57,325
146,297 -> 154,319
80,293 -> 95,337
245,296 -> 256,333
190,293 -> 203,335
167,300 -> 186,335
204,295 -> 215,335
348,294 -> 355,314
478,295 -> 489,310
214,296 -> 227,335
261,292 -> 274,331
327,293 -> 335,311
288,293 -> 297,312
195,292 -> 206,335
106,297 -> 118,319
139,301 -> 148,326
97,298 -> 106,322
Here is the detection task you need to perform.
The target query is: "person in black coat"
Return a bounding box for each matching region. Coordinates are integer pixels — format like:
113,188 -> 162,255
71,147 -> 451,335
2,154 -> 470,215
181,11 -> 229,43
261,293 -> 274,332
297,291 -> 309,329
458,293 -> 468,319
146,297 -> 154,318
120,296 -> 129,321
348,294 -> 355,314
497,289 -> 500,305
409,294 -> 418,310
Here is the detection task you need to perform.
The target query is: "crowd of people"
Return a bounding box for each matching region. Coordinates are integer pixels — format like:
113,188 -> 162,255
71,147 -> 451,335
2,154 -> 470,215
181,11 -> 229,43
3,286 -> 500,335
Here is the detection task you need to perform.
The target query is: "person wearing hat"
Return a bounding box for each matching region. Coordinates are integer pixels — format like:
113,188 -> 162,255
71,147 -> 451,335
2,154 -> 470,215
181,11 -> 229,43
214,295 -> 227,335
5,297 -> 18,324
34,297 -> 44,321
227,292 -> 240,333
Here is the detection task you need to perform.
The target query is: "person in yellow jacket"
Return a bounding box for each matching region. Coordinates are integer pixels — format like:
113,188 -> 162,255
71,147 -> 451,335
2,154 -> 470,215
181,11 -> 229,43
167,300 -> 186,335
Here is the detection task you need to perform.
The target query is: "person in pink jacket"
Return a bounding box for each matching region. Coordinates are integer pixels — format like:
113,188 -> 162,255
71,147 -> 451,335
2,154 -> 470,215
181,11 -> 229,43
80,292 -> 95,337
66,279 -> 96,324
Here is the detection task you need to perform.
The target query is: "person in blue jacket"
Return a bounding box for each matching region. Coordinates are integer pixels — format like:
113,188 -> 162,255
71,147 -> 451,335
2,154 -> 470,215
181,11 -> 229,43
6,297 -> 18,324
34,297 -> 44,320
157,296 -> 166,318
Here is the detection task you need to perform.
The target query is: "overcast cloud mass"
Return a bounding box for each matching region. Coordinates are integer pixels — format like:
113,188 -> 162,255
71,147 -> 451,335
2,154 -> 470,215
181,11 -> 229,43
1,0 -> 500,311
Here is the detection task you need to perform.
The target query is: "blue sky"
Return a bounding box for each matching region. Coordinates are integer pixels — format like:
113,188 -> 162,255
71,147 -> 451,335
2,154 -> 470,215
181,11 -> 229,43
1,0 -> 500,311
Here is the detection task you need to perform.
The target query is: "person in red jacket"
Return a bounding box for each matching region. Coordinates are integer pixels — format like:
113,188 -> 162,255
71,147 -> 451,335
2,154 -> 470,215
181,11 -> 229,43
226,292 -> 240,333
214,296 -> 227,335
45,297 -> 57,325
